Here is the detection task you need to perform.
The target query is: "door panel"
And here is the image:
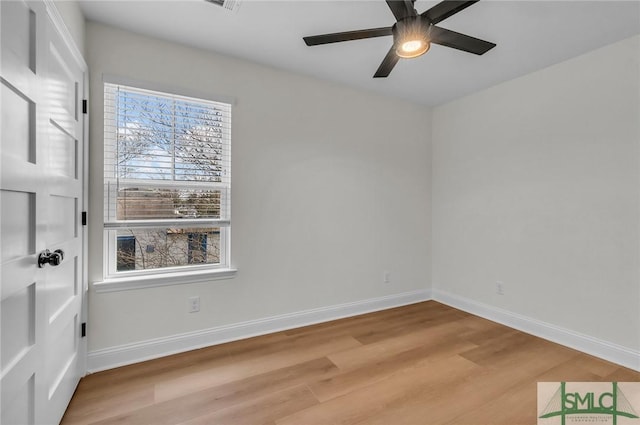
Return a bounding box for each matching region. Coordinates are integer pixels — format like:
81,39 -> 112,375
1,1 -> 35,69
0,0 -> 36,93
0,190 -> 36,261
0,5 -> 44,425
41,9 -> 84,424
2,373 -> 35,425
46,315 -> 77,396
48,195 -> 78,243
48,42 -> 78,129
1,1 -> 85,423
47,257 -> 77,320
49,125 -> 77,178
45,15 -> 82,321
1,283 -> 35,370
1,83 -> 35,163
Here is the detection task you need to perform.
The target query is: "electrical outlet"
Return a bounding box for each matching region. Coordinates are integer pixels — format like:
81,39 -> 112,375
383,271 -> 391,284
495,281 -> 504,295
188,296 -> 200,313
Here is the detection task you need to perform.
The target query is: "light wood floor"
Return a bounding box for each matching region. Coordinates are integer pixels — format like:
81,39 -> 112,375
61,301 -> 640,425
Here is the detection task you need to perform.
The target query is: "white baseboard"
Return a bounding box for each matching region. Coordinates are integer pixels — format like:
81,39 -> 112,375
432,289 -> 640,372
87,289 -> 432,373
87,287 -> 639,373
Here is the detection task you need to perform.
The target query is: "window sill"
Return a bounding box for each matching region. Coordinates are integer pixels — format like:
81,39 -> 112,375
93,268 -> 237,293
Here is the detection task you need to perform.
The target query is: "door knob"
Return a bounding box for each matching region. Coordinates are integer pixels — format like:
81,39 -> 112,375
38,249 -> 64,268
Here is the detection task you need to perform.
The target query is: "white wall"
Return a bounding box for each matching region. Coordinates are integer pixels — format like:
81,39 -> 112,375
52,0 -> 85,55
432,35 -> 640,352
86,22 -> 432,352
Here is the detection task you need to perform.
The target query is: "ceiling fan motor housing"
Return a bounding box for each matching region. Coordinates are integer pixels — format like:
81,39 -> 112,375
392,16 -> 432,58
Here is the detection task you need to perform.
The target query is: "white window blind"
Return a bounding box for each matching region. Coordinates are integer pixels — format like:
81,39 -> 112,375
103,82 -> 231,277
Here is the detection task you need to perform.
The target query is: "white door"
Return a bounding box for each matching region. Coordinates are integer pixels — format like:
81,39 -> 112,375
1,1 -> 86,423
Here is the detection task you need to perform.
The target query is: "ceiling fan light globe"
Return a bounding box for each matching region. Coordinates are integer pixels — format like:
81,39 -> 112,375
397,40 -> 430,58
402,40 -> 422,52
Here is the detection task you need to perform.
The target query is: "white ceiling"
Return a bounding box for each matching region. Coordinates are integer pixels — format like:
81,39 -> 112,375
79,0 -> 640,106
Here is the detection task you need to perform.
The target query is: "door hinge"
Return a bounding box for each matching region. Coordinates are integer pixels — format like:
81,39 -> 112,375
81,211 -> 87,226
82,99 -> 88,114
81,322 -> 87,338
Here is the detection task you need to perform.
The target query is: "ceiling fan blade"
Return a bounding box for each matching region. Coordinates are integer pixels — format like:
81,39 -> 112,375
386,0 -> 416,21
304,27 -> 393,46
429,26 -> 495,55
422,1 -> 479,24
373,46 -> 400,78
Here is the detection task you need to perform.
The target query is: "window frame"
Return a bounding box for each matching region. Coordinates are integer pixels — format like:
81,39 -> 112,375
96,77 -> 236,292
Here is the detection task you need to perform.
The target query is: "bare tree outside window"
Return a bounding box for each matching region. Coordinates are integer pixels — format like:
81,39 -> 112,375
116,228 -> 220,271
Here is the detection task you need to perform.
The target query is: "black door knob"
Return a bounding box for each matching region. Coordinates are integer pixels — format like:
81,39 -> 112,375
38,249 -> 64,268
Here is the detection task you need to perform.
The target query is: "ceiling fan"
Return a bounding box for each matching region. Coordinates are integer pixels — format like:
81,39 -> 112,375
303,0 -> 496,78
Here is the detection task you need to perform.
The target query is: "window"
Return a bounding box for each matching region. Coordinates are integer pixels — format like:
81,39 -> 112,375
103,82 -> 232,282
116,235 -> 136,271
